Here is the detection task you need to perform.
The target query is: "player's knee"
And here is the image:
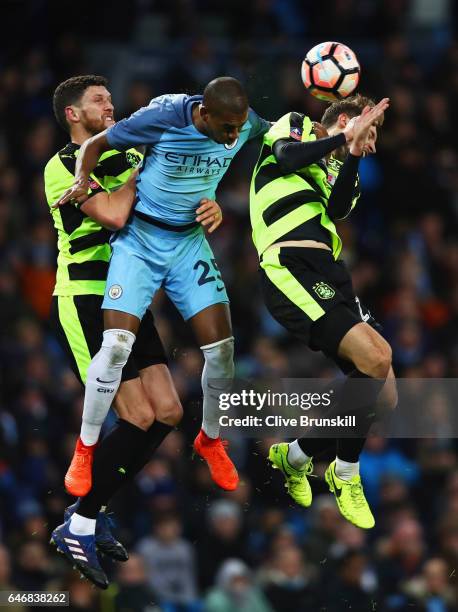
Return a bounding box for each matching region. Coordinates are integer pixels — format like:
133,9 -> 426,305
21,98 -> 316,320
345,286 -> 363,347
102,329 -> 136,367
120,402 -> 155,430
201,336 -> 235,380
155,398 -> 183,426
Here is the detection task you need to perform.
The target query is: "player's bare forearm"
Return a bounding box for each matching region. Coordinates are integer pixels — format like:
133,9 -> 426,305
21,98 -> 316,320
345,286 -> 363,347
53,132 -> 111,208
75,132 -> 110,181
81,171 -> 138,231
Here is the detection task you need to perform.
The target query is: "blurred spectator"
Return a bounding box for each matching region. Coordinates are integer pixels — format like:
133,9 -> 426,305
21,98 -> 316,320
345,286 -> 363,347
303,495 -> 343,564
198,499 -> 248,589
108,553 -> 160,612
403,558 -> 456,611
121,81 -> 155,118
328,522 -> 368,561
49,571 -> 101,612
13,540 -> 53,591
323,550 -> 377,612
0,545 -> 25,612
204,558 -> 273,612
136,514 -> 199,611
259,545 -> 319,610
359,435 -> 419,507
376,518 -> 427,602
0,545 -> 23,601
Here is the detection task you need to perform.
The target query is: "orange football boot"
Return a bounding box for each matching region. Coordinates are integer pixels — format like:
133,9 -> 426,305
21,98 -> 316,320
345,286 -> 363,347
193,429 -> 239,491
64,438 -> 96,497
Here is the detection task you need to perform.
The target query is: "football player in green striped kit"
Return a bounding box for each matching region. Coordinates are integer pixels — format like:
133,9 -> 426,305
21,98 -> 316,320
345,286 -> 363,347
250,95 -> 397,529
45,76 -> 221,587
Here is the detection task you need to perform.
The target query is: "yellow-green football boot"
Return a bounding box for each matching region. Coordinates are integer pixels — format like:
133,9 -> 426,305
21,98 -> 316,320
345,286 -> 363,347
268,443 -> 313,507
325,460 -> 375,529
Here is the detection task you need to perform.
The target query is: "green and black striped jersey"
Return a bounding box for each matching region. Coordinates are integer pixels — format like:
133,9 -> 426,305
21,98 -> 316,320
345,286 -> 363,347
44,143 -> 141,296
250,112 -> 360,259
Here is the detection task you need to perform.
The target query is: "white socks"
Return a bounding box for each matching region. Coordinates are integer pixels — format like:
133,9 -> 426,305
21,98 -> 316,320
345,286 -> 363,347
287,440 -> 312,470
286,444 -> 359,480
80,329 -> 135,445
201,337 -> 234,439
335,457 -> 360,480
69,513 -> 97,536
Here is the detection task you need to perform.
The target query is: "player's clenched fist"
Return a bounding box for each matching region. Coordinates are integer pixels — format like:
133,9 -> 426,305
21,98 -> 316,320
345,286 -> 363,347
52,177 -> 90,209
196,198 -> 223,233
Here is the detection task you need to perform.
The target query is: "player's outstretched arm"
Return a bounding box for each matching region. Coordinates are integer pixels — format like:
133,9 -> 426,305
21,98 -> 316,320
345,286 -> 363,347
52,132 -> 110,208
80,170 -> 138,231
328,97 -> 389,220
273,120 -> 355,175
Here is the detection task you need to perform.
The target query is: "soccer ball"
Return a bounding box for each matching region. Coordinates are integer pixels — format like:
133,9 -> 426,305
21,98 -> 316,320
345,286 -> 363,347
301,41 -> 360,102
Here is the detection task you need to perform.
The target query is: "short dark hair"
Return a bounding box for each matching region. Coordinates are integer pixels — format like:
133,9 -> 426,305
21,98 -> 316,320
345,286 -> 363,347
203,77 -> 248,116
53,75 -> 108,132
321,94 -> 375,128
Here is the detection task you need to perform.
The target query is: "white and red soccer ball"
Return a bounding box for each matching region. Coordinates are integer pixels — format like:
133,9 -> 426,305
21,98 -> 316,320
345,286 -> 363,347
301,41 -> 361,102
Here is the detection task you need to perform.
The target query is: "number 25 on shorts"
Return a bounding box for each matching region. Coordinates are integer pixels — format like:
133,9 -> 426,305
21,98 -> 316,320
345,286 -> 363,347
194,259 -> 224,292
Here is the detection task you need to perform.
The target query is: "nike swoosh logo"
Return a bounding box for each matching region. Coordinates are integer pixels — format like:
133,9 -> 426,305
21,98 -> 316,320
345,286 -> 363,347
330,468 -> 342,498
96,377 -> 117,384
216,285 -> 225,292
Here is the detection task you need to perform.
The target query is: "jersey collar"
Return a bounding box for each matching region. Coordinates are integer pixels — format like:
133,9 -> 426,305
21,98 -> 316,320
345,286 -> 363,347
184,95 -> 203,125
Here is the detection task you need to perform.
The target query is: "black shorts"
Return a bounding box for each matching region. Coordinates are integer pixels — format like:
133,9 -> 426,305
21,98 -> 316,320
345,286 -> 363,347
50,294 -> 167,385
260,246 -> 381,367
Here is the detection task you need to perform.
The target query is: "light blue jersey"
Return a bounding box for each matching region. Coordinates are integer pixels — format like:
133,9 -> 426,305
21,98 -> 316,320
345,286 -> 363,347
106,94 -> 269,225
103,92 -> 269,321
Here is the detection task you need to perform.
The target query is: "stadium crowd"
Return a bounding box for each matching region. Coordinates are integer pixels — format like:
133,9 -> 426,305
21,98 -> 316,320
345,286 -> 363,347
1,0 -> 457,610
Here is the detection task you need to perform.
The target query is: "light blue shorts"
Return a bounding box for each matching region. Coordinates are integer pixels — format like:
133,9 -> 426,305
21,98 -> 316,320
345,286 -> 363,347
102,215 -> 229,321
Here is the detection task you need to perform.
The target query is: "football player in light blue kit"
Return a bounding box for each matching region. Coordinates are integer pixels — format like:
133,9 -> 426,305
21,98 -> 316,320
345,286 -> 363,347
56,77 -> 270,491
